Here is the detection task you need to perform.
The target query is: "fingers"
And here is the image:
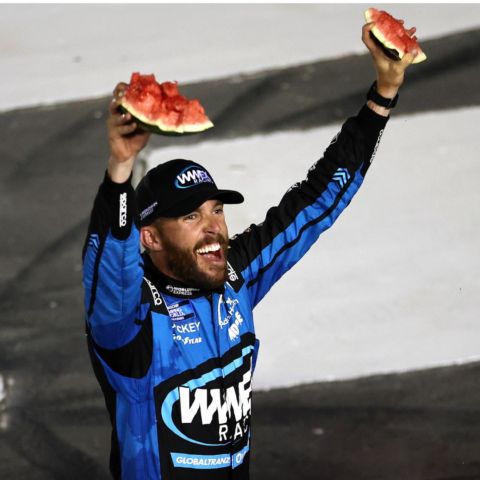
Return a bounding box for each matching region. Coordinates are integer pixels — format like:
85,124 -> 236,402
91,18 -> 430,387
406,26 -> 417,37
401,49 -> 418,67
109,82 -> 128,114
112,82 -> 128,97
110,111 -> 133,127
108,109 -> 138,136
116,121 -> 139,136
362,22 -> 375,49
107,82 -> 141,137
362,22 -> 387,60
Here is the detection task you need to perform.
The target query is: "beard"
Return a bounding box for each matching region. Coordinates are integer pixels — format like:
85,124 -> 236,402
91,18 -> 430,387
161,233 -> 229,291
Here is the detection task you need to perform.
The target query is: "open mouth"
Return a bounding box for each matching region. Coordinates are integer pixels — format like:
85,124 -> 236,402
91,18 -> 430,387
195,242 -> 224,262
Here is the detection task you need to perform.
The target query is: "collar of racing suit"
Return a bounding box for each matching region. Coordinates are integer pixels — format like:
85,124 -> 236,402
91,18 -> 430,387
141,252 -> 224,299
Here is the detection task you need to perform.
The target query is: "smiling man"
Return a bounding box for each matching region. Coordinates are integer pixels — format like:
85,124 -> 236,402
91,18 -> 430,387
135,159 -> 241,293
82,23 -> 417,480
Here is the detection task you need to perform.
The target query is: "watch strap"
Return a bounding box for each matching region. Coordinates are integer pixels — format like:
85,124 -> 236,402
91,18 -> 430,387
367,81 -> 398,109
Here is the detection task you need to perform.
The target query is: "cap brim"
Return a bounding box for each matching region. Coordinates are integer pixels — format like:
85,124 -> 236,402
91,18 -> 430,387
159,189 -> 244,218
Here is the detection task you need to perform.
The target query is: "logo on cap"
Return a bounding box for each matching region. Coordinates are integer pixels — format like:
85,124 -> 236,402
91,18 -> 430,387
175,166 -> 214,189
140,201 -> 158,222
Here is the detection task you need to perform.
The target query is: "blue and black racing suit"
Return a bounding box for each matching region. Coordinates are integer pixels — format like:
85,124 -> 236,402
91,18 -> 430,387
82,104 -> 388,479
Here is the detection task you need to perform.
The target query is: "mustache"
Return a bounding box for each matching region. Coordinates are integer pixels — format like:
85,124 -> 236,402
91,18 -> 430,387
194,234 -> 229,252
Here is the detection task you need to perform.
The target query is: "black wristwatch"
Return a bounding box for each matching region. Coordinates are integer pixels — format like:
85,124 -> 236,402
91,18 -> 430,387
367,81 -> 399,109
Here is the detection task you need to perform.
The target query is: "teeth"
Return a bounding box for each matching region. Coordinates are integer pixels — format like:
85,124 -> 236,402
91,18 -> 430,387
196,243 -> 221,254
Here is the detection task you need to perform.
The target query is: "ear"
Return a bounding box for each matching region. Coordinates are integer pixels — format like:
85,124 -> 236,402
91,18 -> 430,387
140,225 -> 163,252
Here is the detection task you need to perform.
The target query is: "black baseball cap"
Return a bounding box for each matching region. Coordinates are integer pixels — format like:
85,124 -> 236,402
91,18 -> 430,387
135,159 -> 244,225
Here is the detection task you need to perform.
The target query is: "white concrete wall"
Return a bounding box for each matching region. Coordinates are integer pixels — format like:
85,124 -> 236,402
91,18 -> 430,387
1,4 -> 479,111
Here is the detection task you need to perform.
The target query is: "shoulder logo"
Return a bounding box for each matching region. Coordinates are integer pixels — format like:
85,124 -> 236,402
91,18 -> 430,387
119,192 -> 127,227
175,166 -> 214,189
329,132 -> 340,146
287,181 -> 302,193
370,128 -> 384,164
223,261 -> 244,293
227,262 -> 239,282
332,167 -> 351,189
144,277 -> 162,306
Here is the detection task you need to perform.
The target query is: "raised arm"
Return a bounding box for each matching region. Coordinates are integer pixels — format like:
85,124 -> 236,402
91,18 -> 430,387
82,83 -> 151,349
229,22 -> 417,308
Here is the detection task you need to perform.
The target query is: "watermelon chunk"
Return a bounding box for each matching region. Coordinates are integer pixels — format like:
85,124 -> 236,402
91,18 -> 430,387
120,73 -> 214,135
365,8 -> 427,64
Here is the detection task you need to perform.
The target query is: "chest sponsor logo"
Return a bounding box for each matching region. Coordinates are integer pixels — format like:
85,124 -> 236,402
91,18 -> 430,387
171,443 -> 249,470
166,284 -> 200,297
217,295 -> 245,342
163,296 -> 202,345
160,348 -> 253,446
166,301 -> 194,322
179,369 -> 251,443
172,321 -> 203,345
227,313 -> 244,342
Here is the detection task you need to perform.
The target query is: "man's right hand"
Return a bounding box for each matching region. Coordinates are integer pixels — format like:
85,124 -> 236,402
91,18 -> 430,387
107,82 -> 151,183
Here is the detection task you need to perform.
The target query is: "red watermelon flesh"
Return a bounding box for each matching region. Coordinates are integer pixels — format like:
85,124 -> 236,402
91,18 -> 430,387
365,8 -> 427,64
120,73 -> 214,135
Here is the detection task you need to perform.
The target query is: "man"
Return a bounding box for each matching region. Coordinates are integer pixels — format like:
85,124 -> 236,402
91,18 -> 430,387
83,23 -> 417,480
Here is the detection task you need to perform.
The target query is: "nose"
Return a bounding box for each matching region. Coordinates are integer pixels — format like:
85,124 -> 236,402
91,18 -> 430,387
202,212 -> 221,234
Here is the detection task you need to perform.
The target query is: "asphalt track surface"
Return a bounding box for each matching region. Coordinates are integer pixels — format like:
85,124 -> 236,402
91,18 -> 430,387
1,29 -> 480,479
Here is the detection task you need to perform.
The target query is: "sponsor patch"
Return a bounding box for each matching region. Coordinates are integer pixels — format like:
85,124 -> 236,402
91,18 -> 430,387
217,294 -> 246,342
140,201 -> 158,221
175,167 -> 214,189
166,285 -> 200,297
160,350 -> 253,445
163,295 -> 202,345
370,128 -> 384,164
119,192 -> 127,227
144,277 -> 162,306
170,443 -> 249,470
225,262 -> 244,293
154,335 -> 256,476
227,262 -> 238,282
166,300 -> 194,322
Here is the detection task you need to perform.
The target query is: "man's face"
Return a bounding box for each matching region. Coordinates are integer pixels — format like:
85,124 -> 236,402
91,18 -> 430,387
154,199 -> 229,290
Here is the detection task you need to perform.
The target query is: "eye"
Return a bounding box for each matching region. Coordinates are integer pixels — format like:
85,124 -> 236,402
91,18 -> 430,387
213,205 -> 224,215
183,212 -> 198,221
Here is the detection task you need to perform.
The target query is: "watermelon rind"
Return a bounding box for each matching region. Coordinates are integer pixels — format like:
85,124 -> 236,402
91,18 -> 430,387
365,8 -> 427,64
119,102 -> 214,137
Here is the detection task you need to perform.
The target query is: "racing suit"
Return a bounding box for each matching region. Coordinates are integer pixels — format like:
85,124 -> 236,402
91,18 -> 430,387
82,104 -> 388,479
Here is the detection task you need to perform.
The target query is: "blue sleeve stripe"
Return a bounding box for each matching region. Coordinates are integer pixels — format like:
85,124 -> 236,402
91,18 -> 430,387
85,227 -> 145,348
83,232 -> 106,317
244,167 -> 364,300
